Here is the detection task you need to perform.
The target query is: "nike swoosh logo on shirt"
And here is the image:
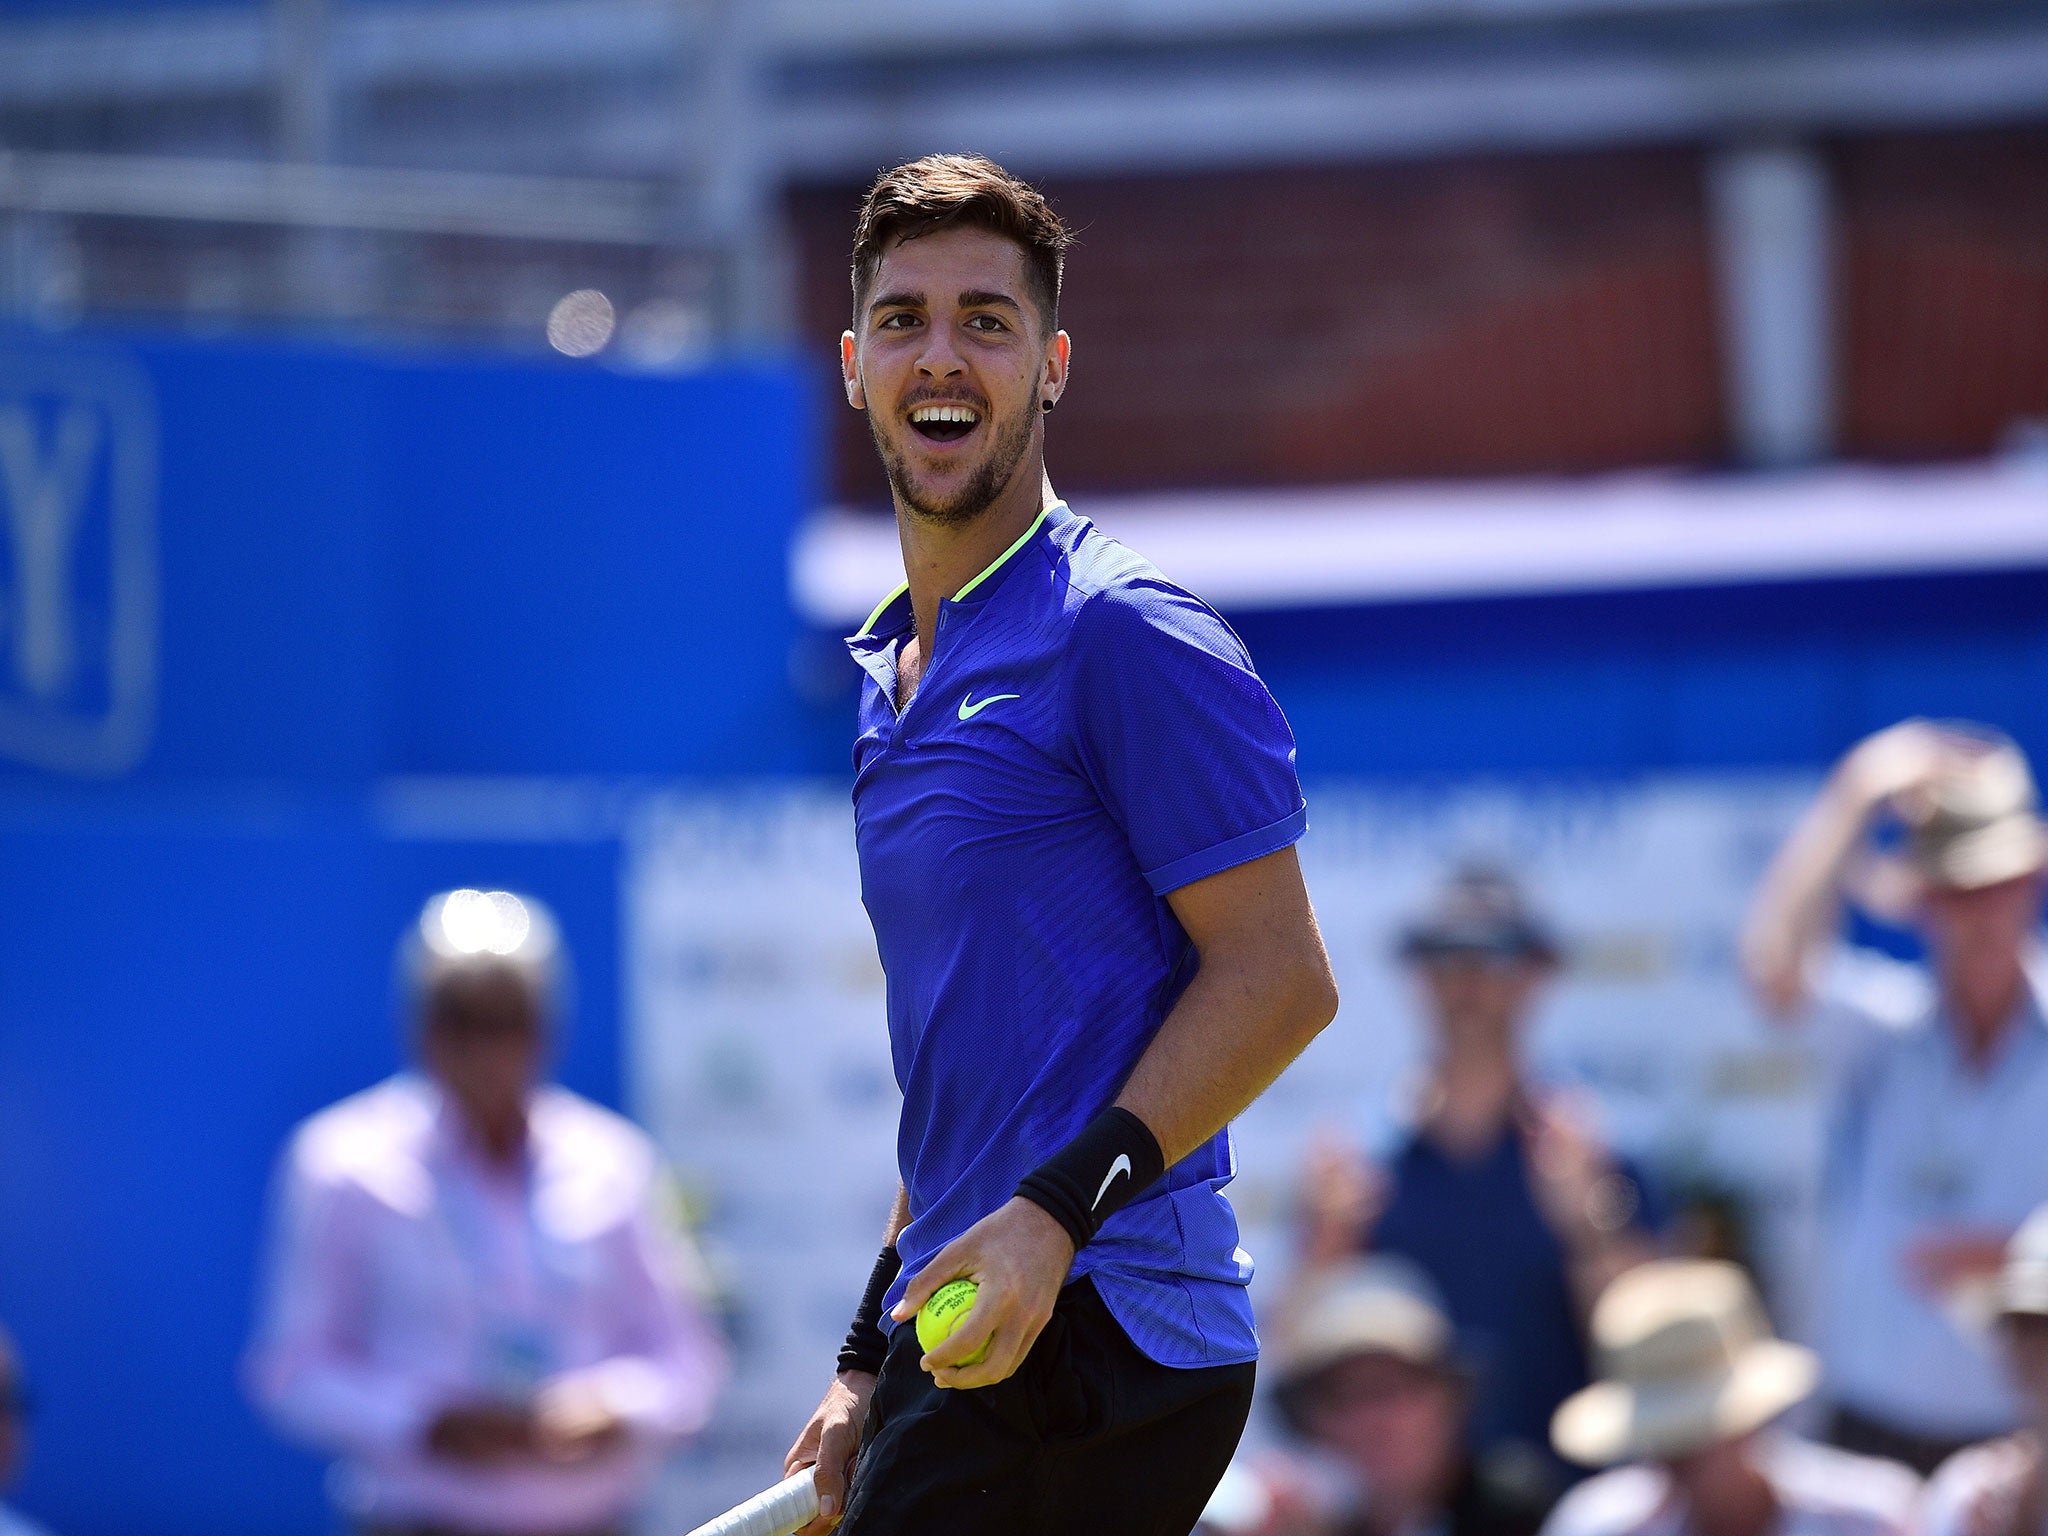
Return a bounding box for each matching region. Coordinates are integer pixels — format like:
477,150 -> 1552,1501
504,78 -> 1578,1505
1092,1154 -> 1133,1211
958,692 -> 1021,720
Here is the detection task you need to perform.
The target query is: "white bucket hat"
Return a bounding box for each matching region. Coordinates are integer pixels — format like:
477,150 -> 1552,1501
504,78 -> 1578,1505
1552,1260 -> 1818,1466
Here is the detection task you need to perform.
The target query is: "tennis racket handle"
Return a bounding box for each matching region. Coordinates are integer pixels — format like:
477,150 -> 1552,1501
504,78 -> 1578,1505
684,1467 -> 823,1536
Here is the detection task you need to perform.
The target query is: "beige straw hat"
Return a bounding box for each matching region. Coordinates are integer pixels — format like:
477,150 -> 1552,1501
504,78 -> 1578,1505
1998,1203 -> 2048,1320
1273,1257 -> 1461,1433
1907,726 -> 2048,891
1551,1260 -> 1818,1466
1277,1256 -> 1456,1385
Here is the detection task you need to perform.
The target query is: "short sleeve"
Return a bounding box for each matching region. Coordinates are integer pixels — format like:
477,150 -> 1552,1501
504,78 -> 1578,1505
1065,580 -> 1306,895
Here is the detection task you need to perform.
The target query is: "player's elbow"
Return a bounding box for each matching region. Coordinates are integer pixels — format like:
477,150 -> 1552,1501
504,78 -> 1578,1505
1281,956 -> 1339,1048
1203,922 -> 1338,1050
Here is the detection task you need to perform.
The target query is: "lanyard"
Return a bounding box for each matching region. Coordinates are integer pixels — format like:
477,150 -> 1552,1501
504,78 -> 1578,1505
433,1148 -> 579,1398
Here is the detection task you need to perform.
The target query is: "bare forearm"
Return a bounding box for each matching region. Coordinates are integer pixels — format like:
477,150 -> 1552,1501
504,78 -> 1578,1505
1745,722 -> 1949,1017
1742,772 -> 1870,1016
1117,944 -> 1337,1166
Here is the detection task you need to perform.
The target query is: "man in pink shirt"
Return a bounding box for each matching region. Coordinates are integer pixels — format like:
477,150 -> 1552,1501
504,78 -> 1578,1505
247,889 -> 726,1536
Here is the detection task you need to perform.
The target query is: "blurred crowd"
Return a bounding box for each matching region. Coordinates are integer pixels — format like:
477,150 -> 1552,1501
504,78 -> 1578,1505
2,717 -> 2046,1536
1201,720 -> 2048,1536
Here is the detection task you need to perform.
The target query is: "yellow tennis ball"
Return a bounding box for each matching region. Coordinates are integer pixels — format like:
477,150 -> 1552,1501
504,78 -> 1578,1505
915,1278 -> 988,1365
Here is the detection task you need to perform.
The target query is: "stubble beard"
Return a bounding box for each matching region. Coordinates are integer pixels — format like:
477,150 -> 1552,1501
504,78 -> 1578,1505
871,398 -> 1036,530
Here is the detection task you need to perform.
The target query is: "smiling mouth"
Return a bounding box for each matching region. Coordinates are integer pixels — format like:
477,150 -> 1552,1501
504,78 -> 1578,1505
908,402 -> 982,445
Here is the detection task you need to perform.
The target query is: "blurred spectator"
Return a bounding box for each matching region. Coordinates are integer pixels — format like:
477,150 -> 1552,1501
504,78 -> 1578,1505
1297,866 -> 1663,1496
246,890 -> 726,1536
1920,1204 -> 2048,1536
1197,1257 -> 1553,1536
1743,722 -> 2048,1472
1542,1260 -> 1918,1536
0,1328 -> 51,1536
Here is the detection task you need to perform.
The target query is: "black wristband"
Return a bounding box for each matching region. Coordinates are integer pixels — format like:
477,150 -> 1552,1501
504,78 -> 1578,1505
836,1243 -> 901,1377
1015,1106 -> 1167,1252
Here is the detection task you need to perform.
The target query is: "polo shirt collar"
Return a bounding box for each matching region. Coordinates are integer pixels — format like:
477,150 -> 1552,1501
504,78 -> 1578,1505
845,500 -> 1074,652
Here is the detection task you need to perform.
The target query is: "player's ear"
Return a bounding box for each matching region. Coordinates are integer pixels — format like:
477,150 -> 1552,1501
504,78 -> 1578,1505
841,330 -> 865,411
1040,330 -> 1071,413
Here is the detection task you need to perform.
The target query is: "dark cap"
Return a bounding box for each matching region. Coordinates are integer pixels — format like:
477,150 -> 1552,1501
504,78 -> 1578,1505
1398,863 -> 1560,966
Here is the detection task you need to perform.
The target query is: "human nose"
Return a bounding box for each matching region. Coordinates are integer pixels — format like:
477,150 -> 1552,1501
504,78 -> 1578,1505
915,324 -> 966,380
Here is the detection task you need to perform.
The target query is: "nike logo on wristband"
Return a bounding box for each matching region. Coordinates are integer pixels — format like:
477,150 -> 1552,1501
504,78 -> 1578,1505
1092,1153 -> 1133,1211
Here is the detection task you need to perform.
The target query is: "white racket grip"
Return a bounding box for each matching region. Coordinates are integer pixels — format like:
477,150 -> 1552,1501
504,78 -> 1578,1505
683,1467 -> 823,1536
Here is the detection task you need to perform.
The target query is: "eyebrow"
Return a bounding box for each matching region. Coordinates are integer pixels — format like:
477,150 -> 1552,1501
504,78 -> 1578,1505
867,289 -> 1026,319
957,290 -> 1024,316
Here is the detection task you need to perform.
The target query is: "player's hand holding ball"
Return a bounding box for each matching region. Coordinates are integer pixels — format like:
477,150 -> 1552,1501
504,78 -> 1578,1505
916,1279 -> 990,1366
893,1195 -> 1075,1390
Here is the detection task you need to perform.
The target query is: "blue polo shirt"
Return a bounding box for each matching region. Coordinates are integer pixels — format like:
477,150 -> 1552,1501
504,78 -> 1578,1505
845,500 -> 1306,1368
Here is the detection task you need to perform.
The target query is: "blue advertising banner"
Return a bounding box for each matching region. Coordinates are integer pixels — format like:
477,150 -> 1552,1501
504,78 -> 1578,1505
0,334 -> 812,786
0,331 -> 816,1536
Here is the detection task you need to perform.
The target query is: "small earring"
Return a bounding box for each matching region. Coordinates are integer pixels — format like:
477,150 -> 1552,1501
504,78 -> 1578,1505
1041,398 -> 1054,414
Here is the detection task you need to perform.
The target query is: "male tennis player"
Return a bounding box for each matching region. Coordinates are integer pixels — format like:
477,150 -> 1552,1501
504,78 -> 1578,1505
783,155 -> 1340,1536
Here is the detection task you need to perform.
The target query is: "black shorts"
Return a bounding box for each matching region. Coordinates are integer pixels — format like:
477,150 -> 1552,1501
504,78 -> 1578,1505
842,1276 -> 1256,1536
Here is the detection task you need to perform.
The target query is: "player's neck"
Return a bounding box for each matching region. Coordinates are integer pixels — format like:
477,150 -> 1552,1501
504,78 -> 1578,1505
895,455 -> 1055,647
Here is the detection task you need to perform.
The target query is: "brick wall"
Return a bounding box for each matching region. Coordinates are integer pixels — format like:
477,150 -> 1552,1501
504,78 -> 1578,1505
1836,127 -> 2048,460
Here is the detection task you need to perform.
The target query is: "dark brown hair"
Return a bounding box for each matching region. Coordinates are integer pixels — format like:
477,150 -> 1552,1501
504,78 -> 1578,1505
851,154 -> 1070,332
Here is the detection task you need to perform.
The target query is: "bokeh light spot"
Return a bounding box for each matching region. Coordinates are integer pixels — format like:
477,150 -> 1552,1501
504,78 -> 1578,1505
546,289 -> 615,357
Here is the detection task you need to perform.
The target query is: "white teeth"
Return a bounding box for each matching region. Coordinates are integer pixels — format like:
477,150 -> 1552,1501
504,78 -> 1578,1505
911,404 -> 980,424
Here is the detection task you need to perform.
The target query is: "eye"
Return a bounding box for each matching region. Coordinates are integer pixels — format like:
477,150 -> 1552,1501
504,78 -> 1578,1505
878,312 -> 921,330
966,314 -> 1009,333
